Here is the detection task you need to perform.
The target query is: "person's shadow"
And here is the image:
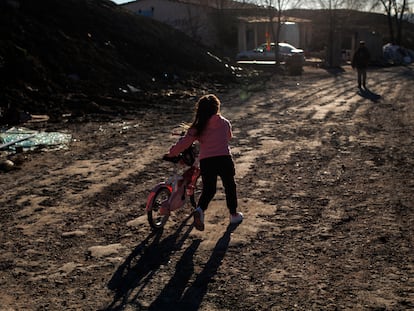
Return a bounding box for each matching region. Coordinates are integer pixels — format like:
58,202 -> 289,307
104,215 -> 194,311
170,222 -> 241,311
148,239 -> 202,310
357,87 -> 382,102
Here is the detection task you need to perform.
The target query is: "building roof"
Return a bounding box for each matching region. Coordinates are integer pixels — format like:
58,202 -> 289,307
122,0 -> 260,10
238,15 -> 311,23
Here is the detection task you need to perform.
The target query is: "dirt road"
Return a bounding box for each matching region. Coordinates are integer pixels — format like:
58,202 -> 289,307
0,65 -> 413,310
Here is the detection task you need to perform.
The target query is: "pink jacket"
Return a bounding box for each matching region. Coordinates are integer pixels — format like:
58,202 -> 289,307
168,114 -> 232,160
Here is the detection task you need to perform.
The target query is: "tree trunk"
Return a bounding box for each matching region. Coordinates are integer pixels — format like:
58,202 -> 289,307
381,0 -> 395,43
394,0 -> 407,45
387,10 -> 395,43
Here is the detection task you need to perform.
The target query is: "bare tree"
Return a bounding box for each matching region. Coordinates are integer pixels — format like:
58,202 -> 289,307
311,0 -> 347,67
259,0 -> 302,68
312,0 -> 369,10
308,0 -> 372,66
371,0 -> 410,45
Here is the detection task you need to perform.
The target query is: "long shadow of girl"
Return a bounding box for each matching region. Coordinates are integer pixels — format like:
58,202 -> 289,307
148,239 -> 201,310
104,215 -> 194,310
175,223 -> 241,311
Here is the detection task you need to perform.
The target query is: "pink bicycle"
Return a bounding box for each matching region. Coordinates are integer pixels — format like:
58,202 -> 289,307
145,142 -> 202,230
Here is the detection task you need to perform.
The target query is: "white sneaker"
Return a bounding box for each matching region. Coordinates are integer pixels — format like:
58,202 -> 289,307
230,212 -> 243,224
193,207 -> 205,231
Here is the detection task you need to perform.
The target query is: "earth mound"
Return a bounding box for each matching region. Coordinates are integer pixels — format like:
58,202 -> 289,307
0,0 -> 235,120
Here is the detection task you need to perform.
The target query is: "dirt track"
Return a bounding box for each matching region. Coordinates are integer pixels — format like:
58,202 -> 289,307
0,65 -> 413,310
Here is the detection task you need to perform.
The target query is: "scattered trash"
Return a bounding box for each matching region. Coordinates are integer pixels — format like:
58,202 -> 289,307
127,84 -> 140,93
0,127 -> 72,151
0,133 -> 36,150
118,83 -> 142,94
0,159 -> 14,172
28,115 -> 50,123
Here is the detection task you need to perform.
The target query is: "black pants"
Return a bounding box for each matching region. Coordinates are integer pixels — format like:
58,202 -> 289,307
357,67 -> 367,88
198,155 -> 238,214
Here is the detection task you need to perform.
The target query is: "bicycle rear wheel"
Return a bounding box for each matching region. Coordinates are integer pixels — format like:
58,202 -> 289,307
147,186 -> 171,229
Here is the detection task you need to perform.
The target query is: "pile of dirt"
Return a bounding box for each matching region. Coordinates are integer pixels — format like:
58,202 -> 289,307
0,0 -> 235,121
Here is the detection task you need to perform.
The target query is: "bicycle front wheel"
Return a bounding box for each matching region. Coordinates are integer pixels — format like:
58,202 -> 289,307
147,186 -> 171,229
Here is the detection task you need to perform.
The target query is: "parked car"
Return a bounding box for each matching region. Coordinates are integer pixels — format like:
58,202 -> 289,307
236,42 -> 305,63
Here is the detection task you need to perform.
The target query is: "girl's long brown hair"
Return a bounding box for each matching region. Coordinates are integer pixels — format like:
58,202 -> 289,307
191,94 -> 220,136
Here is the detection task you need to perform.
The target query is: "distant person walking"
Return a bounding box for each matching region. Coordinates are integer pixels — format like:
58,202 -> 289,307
352,41 -> 371,89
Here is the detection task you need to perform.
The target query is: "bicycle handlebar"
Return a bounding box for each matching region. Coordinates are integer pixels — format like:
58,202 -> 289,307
163,143 -> 197,166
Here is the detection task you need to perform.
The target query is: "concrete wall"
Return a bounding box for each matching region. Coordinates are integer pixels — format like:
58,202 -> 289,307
280,22 -> 300,47
123,0 -> 216,46
238,20 -> 306,52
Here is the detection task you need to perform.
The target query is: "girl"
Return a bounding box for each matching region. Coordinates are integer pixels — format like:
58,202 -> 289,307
165,94 -> 243,231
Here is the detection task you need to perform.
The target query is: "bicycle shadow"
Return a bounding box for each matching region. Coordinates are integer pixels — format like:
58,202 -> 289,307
145,223 -> 240,311
104,215 -> 194,311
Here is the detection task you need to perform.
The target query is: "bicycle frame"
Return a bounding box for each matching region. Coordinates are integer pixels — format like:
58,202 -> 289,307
145,144 -> 200,230
146,164 -> 200,212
